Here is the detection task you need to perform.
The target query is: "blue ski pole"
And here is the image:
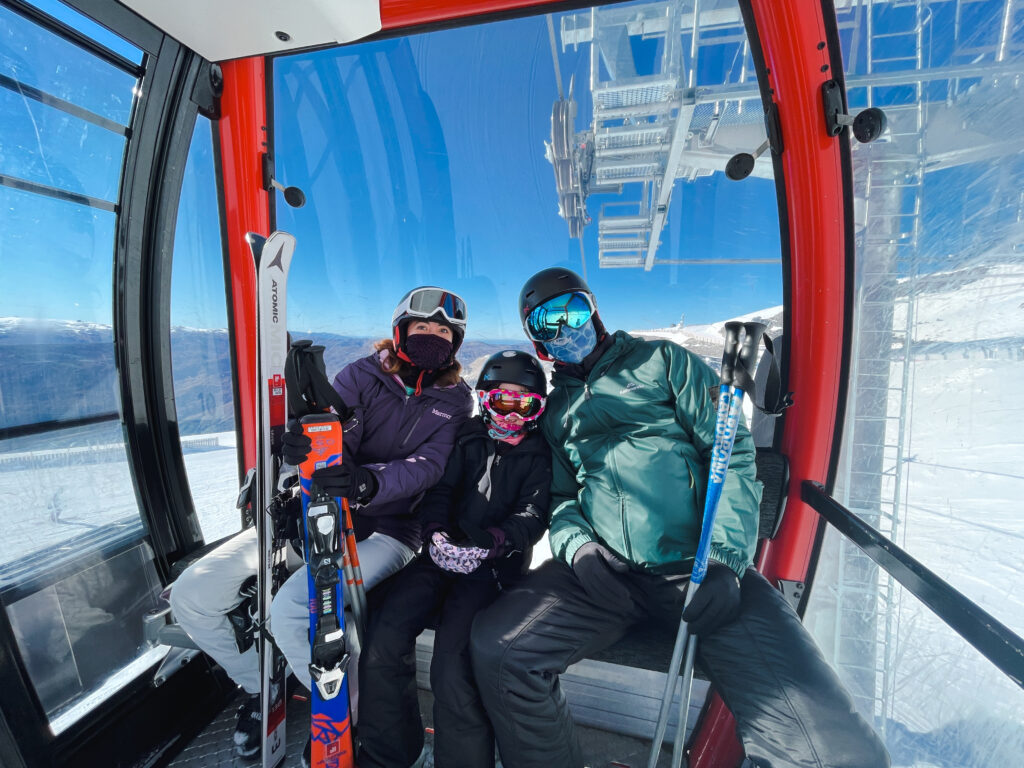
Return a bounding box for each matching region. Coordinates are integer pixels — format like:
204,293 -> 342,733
648,321 -> 766,768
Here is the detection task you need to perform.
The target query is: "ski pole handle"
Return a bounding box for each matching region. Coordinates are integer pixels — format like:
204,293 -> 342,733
737,322 -> 767,386
739,322 -> 766,371
720,322 -> 743,386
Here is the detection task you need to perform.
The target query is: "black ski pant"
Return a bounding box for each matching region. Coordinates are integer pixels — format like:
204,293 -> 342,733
358,554 -> 500,768
470,560 -> 890,768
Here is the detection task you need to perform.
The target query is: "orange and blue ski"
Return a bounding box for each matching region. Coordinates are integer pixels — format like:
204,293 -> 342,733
298,413 -> 355,768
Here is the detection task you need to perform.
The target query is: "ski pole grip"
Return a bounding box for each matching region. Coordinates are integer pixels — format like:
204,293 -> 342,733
720,322 -> 743,386
739,322 -> 767,373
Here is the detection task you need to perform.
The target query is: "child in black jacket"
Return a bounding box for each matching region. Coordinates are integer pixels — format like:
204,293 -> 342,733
357,351 -> 552,768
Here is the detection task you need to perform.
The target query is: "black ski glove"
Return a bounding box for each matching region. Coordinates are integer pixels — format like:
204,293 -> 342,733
281,422 -> 312,466
572,541 -> 631,605
459,519 -> 509,558
311,463 -> 378,504
682,561 -> 742,637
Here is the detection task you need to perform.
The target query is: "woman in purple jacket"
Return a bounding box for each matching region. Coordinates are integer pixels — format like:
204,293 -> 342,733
273,288 -> 474,718
172,286 -> 472,763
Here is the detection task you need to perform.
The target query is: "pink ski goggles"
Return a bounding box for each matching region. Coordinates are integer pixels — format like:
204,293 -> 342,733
476,388 -> 547,422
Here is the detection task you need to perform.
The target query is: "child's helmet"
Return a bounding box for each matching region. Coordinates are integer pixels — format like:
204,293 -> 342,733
475,351 -> 548,435
476,350 -> 547,396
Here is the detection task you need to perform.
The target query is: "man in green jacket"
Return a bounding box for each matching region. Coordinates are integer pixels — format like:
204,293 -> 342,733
471,268 -> 889,768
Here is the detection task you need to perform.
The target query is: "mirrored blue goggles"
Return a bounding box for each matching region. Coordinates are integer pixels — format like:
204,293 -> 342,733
525,292 -> 595,342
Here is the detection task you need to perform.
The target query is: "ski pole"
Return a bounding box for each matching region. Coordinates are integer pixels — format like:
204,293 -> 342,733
340,500 -> 367,646
345,506 -> 368,630
667,322 -> 765,768
646,321 -> 741,768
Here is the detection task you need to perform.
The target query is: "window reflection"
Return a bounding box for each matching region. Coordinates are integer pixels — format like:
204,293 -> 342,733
272,1 -> 784,571
0,4 -> 138,124
273,1 -> 783,390
6,544 -> 162,726
0,1 -> 157,732
170,116 -> 239,543
21,0 -> 144,66
805,526 -> 1024,767
808,0 -> 1024,762
0,86 -> 127,203
0,188 -> 118,428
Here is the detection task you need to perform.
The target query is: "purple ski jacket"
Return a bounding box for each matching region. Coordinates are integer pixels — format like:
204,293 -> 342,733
332,352 -> 473,550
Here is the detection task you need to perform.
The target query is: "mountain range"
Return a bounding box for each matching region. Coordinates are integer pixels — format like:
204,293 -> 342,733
0,309 -> 785,434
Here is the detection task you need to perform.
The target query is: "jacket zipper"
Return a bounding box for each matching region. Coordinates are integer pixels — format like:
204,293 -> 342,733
619,495 -> 632,561
400,409 -> 425,448
608,447 -> 632,561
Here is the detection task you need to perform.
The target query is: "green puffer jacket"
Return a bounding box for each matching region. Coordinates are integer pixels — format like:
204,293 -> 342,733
541,330 -> 761,577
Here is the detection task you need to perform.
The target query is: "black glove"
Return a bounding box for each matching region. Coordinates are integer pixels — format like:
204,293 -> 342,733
458,519 -> 508,557
281,422 -> 312,466
682,561 -> 742,636
571,541 -> 631,605
311,463 -> 378,503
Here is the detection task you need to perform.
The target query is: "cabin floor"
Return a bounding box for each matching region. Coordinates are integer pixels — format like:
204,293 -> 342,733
166,686 -> 682,768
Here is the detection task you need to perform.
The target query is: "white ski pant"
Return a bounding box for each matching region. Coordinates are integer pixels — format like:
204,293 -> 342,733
169,527 -> 262,694
270,533 -> 416,698
170,527 -> 414,697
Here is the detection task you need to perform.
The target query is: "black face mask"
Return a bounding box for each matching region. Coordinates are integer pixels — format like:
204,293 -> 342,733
403,333 -> 453,370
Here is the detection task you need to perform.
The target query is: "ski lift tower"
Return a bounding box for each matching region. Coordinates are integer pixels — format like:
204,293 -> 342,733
550,0 -> 772,269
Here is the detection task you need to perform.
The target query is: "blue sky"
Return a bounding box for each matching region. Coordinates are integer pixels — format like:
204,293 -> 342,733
3,1 -> 786,338
4,0 -> 1017,339
270,10 -> 783,339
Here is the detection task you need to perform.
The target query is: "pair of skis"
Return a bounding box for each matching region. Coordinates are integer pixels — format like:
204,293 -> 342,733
250,231 -> 358,768
647,321 -> 767,768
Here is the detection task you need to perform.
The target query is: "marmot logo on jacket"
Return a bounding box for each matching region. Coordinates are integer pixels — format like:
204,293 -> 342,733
619,382 -> 650,395
432,408 -> 453,420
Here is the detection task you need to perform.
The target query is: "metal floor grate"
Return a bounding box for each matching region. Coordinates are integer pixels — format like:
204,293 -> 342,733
167,688 -> 311,768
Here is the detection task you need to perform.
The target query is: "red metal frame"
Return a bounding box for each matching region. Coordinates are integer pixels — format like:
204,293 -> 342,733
216,2 -> 849,765
750,2 -> 845,586
218,57 -> 271,473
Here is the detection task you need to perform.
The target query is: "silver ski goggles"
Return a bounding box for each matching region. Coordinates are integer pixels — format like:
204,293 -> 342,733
394,287 -> 468,329
524,291 -> 595,342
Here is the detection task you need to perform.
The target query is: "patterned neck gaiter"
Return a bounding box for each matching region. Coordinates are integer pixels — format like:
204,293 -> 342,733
487,424 -> 527,445
543,317 -> 597,364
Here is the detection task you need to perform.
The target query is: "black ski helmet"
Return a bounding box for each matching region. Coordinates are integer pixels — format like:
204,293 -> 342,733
518,267 -> 604,359
476,350 -> 548,396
